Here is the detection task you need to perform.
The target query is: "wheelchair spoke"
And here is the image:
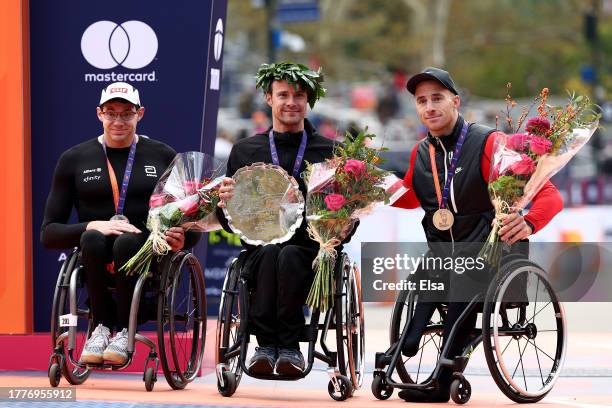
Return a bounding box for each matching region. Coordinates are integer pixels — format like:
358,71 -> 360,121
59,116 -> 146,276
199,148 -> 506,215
532,302 -> 552,321
416,337 -> 426,383
500,336 -> 513,357
525,339 -> 556,362
532,338 -> 545,387
510,337 -> 529,386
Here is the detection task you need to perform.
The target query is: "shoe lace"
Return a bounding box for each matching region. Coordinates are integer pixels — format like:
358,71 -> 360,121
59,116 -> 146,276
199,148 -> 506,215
87,324 -> 110,348
255,346 -> 276,358
110,328 -> 128,348
279,348 -> 301,360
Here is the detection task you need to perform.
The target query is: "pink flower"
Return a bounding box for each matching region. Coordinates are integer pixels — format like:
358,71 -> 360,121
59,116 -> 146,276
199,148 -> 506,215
183,180 -> 203,194
344,159 -> 366,179
149,193 -> 166,208
324,194 -> 346,211
176,195 -> 199,216
507,133 -> 531,151
525,117 -> 551,136
509,154 -> 535,175
529,135 -> 552,156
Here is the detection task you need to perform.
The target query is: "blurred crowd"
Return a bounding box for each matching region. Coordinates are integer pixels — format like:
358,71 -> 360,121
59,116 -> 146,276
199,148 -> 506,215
216,73 -> 612,208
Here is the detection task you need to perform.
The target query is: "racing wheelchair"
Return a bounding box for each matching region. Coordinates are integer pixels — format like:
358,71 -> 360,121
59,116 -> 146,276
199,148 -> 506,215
215,250 -> 365,401
48,247 -> 206,391
372,255 -> 566,404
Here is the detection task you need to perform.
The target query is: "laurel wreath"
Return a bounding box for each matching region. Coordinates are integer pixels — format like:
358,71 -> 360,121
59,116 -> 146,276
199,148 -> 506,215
255,62 -> 326,109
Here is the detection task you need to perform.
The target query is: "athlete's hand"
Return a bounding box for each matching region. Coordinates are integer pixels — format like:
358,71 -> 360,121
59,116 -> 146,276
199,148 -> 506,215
86,220 -> 141,236
498,212 -> 532,244
165,227 -> 185,252
218,177 -> 235,208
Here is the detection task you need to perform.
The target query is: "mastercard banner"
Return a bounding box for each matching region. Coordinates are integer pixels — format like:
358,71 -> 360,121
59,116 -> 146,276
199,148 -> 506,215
29,1 -> 228,331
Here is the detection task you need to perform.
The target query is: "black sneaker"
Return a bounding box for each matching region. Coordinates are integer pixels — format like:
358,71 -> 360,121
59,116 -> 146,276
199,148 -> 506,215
275,348 -> 305,376
397,388 -> 450,403
248,346 -> 277,374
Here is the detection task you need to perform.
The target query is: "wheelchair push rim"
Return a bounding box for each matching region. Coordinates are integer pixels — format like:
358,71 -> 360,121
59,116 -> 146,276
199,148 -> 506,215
335,255 -> 365,390
484,261 -> 567,401
50,252 -> 91,385
215,257 -> 243,392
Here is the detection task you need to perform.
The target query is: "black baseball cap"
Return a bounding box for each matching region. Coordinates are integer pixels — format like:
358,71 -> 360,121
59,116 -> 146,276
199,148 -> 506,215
406,67 -> 458,95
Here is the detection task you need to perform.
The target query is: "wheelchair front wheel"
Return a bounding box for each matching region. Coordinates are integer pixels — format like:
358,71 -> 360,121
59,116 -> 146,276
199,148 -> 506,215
482,259 -> 566,403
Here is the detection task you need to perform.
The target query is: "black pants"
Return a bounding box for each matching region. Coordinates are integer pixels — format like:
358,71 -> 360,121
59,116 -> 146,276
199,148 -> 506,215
402,300 -> 477,390
80,230 -> 149,331
246,244 -> 318,350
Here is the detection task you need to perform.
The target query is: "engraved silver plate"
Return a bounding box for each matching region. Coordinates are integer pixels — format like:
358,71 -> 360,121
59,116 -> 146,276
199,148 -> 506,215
223,163 -> 305,245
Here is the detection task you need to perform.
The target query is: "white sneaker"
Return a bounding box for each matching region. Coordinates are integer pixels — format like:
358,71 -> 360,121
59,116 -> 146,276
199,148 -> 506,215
103,328 -> 128,364
80,324 -> 111,364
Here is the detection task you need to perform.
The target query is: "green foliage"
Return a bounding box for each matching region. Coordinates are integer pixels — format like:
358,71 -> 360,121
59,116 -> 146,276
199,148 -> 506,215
255,61 -> 326,108
489,175 -> 525,203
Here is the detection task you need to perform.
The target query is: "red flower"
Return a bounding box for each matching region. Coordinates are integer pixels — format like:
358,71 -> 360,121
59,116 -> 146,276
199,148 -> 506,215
507,133 -> 531,151
149,193 -> 166,208
525,116 -> 551,136
529,135 -> 552,156
324,194 -> 346,211
176,195 -> 200,216
344,159 -> 366,179
509,154 -> 535,175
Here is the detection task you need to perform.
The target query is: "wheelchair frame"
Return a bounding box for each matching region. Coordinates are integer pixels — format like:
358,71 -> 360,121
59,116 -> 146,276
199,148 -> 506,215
372,257 -> 567,404
215,250 -> 365,401
48,247 -> 206,392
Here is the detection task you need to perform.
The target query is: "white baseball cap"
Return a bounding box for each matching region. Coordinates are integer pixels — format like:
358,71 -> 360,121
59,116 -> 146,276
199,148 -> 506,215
99,82 -> 141,106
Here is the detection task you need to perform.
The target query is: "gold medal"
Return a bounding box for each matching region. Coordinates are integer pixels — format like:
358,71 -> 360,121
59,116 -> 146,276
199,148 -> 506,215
433,208 -> 454,231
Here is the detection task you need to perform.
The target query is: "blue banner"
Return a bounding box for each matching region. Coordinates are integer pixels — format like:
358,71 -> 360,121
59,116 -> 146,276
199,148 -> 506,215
30,0 -> 228,331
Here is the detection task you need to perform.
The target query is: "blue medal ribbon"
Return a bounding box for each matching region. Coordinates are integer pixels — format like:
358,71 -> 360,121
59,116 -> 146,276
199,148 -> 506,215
437,121 -> 469,209
268,129 -> 308,178
102,138 -> 137,216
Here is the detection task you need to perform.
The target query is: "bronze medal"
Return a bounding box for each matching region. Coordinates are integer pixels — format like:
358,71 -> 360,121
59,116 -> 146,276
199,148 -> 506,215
432,208 -> 454,231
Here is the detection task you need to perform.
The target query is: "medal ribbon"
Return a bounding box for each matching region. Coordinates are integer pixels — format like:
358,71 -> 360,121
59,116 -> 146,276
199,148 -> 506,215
102,138 -> 137,215
268,129 -> 308,178
427,121 -> 469,209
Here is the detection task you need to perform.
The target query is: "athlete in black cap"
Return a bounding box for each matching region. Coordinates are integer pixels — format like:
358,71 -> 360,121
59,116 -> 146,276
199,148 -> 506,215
392,67 -> 563,402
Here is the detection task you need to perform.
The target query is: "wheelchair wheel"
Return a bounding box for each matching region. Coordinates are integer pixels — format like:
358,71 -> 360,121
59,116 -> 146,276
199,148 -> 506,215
328,374 -> 352,401
389,288 -> 444,384
371,375 -> 393,400
335,253 -> 365,391
157,251 -> 206,390
483,259 -> 566,403
50,251 -> 91,386
215,258 -> 243,397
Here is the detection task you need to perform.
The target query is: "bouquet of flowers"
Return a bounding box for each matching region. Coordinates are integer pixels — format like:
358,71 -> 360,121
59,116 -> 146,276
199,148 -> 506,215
304,130 -> 407,310
480,85 -> 600,265
121,152 -> 224,276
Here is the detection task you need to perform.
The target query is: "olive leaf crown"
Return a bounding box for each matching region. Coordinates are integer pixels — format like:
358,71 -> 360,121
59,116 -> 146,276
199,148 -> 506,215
255,62 -> 326,109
